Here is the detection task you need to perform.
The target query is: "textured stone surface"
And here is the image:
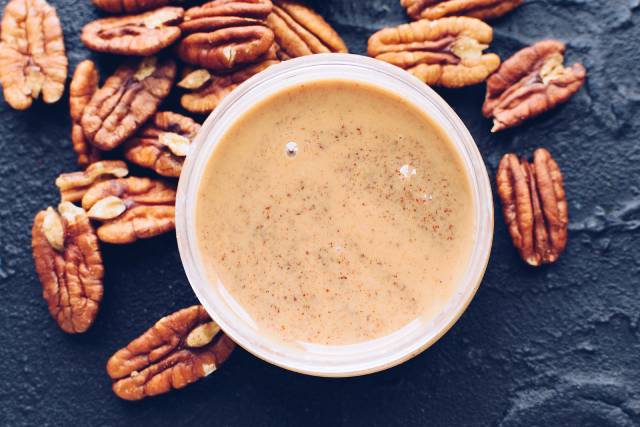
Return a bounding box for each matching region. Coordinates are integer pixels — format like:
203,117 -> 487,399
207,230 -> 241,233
1,0 -> 639,426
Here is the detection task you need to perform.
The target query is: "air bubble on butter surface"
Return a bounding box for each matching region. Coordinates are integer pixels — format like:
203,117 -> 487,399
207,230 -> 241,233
399,164 -> 417,178
285,141 -> 298,157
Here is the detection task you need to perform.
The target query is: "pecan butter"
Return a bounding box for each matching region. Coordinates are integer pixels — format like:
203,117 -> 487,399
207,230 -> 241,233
195,80 -> 475,346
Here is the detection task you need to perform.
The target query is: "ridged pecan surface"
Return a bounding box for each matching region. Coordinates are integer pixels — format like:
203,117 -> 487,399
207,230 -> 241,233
70,61 -> 101,167
401,0 -> 522,21
124,112 -> 201,177
267,0 -> 347,59
80,57 -> 176,151
107,305 -> 235,400
368,17 -> 500,88
81,177 -> 177,244
483,40 -> 586,132
180,47 -> 279,114
82,7 -> 184,56
32,203 -> 104,333
0,0 -> 67,110
178,0 -> 274,71
92,0 -> 176,14
496,148 -> 568,266
56,160 -> 129,203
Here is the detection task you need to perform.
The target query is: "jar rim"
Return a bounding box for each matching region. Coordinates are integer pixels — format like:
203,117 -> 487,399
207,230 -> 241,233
176,54 -> 494,377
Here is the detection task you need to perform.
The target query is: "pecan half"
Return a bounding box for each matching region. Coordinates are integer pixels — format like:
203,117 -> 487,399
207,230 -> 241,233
81,57 -> 176,151
496,148 -> 568,266
70,61 -> 101,167
107,305 -> 235,400
124,112 -> 201,177
401,0 -> 522,21
266,0 -> 347,60
0,0 -> 67,110
81,7 -> 184,56
181,57 -> 279,113
93,0 -> 177,14
32,203 -> 104,333
483,40 -> 586,132
56,160 -> 129,203
178,0 -> 275,71
81,177 -> 176,244
368,17 -> 500,88
180,0 -> 273,33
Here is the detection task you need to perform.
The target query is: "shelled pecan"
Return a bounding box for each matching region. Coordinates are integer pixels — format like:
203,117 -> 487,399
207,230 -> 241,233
32,203 -> 104,333
81,57 -> 176,151
0,0 -> 67,110
56,160 -> 129,203
401,0 -> 522,21
483,40 -> 586,132
180,57 -> 279,114
496,148 -> 568,266
178,0 -> 275,71
107,305 -> 235,400
93,0 -> 177,14
81,177 -> 177,244
180,0 -> 273,33
266,0 -> 347,59
124,112 -> 201,177
368,17 -> 500,88
82,7 -> 184,56
70,61 -> 101,167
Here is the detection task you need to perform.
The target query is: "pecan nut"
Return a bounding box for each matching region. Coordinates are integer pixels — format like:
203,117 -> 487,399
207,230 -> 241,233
180,57 -> 279,113
401,0 -> 522,21
107,305 -> 235,400
124,112 -> 201,177
93,0 -> 177,14
70,61 -> 101,167
266,0 -> 347,60
32,203 -> 104,333
81,7 -> 184,56
496,148 -> 568,266
483,40 -> 586,132
368,17 -> 500,88
0,0 -> 67,110
81,57 -> 176,151
81,177 -> 177,244
95,206 -> 176,244
56,160 -> 129,203
178,0 -> 275,71
180,0 -> 273,33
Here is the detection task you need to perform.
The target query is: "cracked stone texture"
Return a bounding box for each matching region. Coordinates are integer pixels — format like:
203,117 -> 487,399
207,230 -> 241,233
0,0 -> 639,426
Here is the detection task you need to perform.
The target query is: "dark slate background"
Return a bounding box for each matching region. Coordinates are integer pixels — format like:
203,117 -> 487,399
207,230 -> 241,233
1,0 -> 639,425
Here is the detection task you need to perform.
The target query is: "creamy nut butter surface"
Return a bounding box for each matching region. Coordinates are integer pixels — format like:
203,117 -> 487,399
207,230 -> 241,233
196,80 -> 475,346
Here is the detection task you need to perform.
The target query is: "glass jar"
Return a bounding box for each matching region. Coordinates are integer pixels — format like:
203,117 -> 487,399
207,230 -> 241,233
176,54 -> 494,377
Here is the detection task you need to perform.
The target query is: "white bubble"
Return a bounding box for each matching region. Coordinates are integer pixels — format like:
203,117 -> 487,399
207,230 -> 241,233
285,141 -> 298,157
399,164 -> 417,178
